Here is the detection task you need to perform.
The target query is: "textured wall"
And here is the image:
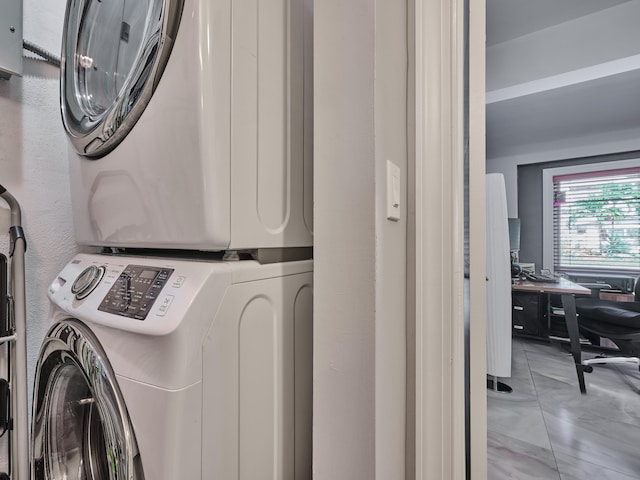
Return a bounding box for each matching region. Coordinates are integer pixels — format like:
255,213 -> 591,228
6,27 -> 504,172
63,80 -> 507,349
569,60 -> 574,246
0,0 -> 78,457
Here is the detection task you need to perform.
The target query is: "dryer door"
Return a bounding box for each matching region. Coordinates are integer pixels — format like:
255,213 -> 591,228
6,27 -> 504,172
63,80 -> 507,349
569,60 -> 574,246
31,320 -> 144,479
61,0 -> 184,157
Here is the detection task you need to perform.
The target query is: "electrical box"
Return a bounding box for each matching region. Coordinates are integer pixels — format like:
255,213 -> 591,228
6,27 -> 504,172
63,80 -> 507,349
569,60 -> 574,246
0,0 -> 23,79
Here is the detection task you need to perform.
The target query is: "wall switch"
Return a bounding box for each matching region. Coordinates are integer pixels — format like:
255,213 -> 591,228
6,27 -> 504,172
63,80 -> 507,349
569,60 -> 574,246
386,160 -> 401,221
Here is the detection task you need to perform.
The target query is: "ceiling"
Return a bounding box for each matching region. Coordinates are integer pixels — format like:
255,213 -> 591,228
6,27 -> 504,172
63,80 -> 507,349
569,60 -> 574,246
486,0 -> 632,46
486,67 -> 640,159
486,0 -> 640,160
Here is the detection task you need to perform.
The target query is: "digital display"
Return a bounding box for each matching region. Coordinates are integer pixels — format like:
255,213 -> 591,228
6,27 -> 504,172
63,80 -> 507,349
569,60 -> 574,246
139,269 -> 157,280
98,265 -> 174,320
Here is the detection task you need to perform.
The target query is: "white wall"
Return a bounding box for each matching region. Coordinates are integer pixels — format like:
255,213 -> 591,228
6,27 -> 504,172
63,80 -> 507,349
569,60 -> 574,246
487,131 -> 640,217
0,0 -> 78,442
314,0 -> 407,478
374,1 -> 408,477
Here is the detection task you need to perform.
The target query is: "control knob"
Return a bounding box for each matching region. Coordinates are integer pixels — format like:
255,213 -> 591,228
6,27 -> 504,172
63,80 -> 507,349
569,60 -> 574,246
71,265 -> 105,300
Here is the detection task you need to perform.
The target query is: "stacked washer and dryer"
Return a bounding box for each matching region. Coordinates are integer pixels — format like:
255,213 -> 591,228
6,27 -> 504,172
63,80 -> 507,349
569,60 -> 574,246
30,0 -> 313,479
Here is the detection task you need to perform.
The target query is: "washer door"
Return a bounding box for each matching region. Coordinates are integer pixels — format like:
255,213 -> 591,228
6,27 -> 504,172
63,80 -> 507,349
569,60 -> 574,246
60,0 -> 184,157
31,320 -> 144,479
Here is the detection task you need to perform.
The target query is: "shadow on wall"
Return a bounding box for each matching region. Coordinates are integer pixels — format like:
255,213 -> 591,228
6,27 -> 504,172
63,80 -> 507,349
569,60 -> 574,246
22,56 -> 59,81
0,54 -> 61,185
0,71 -> 24,184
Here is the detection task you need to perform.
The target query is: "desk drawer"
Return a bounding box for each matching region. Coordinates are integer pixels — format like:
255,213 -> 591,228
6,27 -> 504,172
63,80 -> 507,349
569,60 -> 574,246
512,292 -> 547,337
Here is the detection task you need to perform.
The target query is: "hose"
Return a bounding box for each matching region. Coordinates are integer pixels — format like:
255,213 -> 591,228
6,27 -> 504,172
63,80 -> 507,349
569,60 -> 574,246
22,40 -> 61,68
0,187 -> 28,479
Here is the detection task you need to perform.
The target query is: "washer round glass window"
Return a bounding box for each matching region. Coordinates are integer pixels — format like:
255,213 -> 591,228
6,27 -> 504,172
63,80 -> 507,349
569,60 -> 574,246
31,320 -> 144,479
61,0 -> 183,157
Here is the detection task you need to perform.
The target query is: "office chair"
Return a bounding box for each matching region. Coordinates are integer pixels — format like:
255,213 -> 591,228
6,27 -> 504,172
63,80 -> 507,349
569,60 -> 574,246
574,278 -> 640,380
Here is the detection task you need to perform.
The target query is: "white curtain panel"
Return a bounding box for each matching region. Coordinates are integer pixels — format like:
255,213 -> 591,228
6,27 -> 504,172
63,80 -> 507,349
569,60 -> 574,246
485,173 -> 512,378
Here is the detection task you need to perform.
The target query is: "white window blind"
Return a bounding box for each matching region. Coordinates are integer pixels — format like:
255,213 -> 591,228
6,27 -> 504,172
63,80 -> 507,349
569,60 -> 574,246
553,167 -> 640,271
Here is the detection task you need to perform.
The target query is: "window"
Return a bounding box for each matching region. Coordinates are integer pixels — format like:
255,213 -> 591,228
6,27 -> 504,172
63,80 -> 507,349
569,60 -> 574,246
551,167 -> 640,272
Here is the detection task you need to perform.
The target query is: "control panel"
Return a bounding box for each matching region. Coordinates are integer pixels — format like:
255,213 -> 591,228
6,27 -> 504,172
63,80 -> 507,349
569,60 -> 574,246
97,265 -> 174,320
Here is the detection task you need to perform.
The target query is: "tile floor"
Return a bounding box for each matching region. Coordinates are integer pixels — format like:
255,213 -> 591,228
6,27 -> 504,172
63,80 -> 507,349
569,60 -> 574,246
487,337 -> 640,480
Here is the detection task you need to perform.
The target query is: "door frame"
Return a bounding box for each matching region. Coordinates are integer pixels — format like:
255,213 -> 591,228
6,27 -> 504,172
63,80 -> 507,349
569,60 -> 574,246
412,0 -> 486,478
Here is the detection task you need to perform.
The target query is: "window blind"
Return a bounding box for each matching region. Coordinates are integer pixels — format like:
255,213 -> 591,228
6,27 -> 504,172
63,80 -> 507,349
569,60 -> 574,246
553,168 -> 640,271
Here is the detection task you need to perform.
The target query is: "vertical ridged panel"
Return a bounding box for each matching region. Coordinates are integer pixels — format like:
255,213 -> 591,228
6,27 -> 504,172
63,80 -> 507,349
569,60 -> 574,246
294,284 -> 313,479
239,296 -> 281,480
230,0 -> 312,248
301,0 -> 314,235
256,0 -> 290,231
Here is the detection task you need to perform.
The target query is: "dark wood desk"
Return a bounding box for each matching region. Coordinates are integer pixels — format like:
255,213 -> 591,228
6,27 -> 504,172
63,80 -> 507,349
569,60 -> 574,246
512,278 -> 592,393
512,277 -> 591,296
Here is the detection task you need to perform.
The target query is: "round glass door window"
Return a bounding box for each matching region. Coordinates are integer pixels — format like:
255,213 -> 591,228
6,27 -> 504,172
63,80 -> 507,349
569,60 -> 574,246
31,320 -> 144,479
61,0 -> 183,157
44,364 -> 111,479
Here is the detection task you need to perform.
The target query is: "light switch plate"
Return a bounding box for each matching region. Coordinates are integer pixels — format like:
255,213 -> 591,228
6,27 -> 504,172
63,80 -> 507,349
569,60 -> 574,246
0,0 -> 23,78
386,160 -> 401,221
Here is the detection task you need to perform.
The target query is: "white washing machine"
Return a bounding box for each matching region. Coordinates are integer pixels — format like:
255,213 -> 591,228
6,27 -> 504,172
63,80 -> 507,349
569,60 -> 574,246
30,253 -> 313,479
60,0 -> 313,250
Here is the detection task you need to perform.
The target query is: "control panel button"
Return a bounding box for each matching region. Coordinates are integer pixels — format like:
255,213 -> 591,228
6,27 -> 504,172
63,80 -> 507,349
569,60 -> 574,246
155,295 -> 175,317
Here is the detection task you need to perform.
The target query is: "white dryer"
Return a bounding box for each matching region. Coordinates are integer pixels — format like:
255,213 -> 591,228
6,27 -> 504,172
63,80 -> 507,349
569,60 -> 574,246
31,253 -> 313,479
60,0 -> 313,251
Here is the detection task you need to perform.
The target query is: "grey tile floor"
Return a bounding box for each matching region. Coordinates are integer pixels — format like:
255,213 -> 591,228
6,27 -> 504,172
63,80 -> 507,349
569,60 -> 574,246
488,337 -> 640,480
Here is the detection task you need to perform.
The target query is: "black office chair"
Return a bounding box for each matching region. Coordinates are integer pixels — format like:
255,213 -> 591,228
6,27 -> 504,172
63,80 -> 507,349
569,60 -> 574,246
574,278 -> 640,381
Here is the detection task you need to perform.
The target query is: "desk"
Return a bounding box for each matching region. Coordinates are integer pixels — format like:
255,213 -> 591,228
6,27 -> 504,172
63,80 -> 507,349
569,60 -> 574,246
512,278 -> 592,393
512,277 -> 591,296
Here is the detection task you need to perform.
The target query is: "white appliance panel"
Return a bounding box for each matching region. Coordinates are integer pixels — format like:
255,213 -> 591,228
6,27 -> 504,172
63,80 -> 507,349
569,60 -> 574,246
66,0 -> 313,250
37,253 -> 313,480
117,379 -> 202,480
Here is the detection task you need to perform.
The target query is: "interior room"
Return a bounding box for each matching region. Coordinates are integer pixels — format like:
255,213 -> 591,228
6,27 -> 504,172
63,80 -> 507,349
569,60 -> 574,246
486,1 -> 640,479
15,0 -> 639,479
1,1 -> 468,479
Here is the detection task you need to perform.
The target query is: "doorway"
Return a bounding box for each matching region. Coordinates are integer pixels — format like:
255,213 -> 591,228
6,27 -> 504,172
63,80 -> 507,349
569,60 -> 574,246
485,1 -> 640,478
